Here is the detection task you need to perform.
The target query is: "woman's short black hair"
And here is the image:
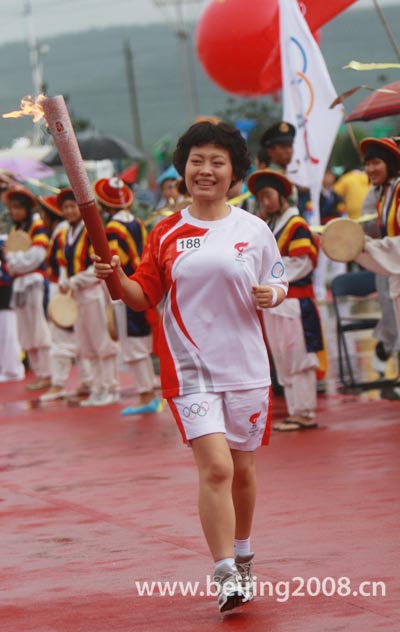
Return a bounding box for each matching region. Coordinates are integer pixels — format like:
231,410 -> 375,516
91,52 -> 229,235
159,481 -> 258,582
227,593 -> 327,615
173,121 -> 251,182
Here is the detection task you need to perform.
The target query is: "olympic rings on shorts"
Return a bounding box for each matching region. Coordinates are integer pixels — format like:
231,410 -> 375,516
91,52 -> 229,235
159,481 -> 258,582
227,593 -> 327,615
183,401 -> 210,420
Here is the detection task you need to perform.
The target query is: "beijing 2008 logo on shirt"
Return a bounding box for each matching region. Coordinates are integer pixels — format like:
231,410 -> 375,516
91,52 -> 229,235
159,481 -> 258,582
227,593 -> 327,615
234,241 -> 249,263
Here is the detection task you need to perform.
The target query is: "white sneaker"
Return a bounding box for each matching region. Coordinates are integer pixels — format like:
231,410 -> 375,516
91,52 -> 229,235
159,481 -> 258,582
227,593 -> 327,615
80,391 -> 119,407
80,392 -> 105,407
39,388 -> 67,402
98,391 -> 120,406
235,553 -> 255,601
213,563 -> 248,613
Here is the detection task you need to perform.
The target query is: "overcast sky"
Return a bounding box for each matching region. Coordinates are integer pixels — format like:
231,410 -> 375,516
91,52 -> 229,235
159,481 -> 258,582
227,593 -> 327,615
0,0 -> 398,46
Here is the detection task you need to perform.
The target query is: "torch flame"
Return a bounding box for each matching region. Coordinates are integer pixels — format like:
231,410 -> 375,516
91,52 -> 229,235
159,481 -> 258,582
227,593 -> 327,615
2,94 -> 46,123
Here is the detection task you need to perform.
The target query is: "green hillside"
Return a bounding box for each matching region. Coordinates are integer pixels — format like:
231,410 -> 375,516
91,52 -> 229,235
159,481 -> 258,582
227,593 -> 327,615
0,5 -> 399,151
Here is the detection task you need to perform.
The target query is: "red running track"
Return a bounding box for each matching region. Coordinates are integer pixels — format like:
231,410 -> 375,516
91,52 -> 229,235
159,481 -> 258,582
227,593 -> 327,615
1,376 -> 399,631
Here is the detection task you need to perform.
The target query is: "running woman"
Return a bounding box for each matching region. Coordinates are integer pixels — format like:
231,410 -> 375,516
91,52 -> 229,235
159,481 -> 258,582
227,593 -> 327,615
93,121 -> 288,612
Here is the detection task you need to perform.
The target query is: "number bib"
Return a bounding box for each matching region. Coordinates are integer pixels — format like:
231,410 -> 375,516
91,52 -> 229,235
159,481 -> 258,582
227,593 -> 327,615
176,236 -> 205,252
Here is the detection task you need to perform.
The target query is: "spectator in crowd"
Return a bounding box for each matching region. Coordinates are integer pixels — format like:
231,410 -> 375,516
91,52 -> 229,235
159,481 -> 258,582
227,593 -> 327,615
333,166 -> 370,220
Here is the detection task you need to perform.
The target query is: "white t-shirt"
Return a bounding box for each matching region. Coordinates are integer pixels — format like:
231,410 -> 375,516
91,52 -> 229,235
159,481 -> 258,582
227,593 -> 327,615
134,206 -> 288,397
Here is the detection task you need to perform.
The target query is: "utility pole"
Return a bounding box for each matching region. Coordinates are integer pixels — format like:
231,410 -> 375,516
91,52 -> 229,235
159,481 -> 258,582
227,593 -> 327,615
123,39 -> 144,152
24,1 -> 48,144
153,0 -> 201,123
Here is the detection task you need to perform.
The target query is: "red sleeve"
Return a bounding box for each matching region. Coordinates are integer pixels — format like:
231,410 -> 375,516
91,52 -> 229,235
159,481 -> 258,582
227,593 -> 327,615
130,228 -> 165,307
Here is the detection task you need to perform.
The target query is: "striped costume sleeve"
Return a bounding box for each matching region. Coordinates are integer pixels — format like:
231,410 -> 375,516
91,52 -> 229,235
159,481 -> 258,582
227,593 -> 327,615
131,227 -> 164,306
106,221 -> 132,268
277,217 -> 319,267
106,218 -> 148,272
55,228 -> 67,269
29,219 -> 49,250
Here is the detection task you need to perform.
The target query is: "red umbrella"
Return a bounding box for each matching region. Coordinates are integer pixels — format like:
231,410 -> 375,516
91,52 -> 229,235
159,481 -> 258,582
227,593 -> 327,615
345,80 -> 400,123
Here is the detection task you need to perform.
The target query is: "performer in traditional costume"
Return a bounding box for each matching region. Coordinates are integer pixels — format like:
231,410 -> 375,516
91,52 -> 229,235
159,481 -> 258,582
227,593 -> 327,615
4,188 -> 51,390
259,121 -> 313,219
356,138 -> 400,393
38,195 -> 92,402
94,176 -> 159,414
248,169 -> 325,431
57,188 -> 118,407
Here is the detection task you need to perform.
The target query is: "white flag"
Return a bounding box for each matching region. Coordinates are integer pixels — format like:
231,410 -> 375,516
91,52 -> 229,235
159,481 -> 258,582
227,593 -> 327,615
279,0 -> 344,224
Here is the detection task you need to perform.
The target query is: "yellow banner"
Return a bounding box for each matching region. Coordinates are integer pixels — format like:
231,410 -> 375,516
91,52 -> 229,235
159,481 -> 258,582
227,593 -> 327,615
344,61 -> 400,71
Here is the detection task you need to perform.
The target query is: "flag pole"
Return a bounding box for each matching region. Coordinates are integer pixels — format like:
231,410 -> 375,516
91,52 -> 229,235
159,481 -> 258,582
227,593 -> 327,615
372,0 -> 400,62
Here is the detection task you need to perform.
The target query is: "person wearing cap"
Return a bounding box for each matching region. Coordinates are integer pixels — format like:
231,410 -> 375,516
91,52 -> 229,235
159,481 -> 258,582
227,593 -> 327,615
356,137 -> 400,393
259,121 -> 313,219
248,169 -> 325,431
144,165 -> 187,231
3,188 -> 52,390
38,195 -> 92,402
94,176 -> 159,415
155,165 -> 180,210
57,188 -> 119,407
260,121 -> 296,170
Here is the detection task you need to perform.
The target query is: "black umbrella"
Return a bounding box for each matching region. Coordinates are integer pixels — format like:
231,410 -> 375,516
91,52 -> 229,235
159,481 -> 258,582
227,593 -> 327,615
43,130 -> 143,165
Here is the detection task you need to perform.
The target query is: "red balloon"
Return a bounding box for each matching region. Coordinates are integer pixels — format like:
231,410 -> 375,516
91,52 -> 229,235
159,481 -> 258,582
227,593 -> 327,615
195,0 -> 356,97
196,0 -> 278,97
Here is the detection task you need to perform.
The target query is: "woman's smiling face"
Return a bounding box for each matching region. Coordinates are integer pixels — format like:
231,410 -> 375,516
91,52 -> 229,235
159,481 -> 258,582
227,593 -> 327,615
185,144 -> 233,203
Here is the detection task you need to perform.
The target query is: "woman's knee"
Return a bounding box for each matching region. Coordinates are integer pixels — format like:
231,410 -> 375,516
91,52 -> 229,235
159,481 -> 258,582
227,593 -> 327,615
232,455 -> 256,486
200,457 -> 233,487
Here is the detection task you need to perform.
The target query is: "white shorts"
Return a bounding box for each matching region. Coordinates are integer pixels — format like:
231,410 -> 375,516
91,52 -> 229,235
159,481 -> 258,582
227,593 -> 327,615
167,388 -> 271,451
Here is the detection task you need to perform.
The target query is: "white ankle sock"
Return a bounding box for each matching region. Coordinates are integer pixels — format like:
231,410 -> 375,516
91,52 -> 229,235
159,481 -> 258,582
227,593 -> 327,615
215,557 -> 236,572
234,537 -> 251,556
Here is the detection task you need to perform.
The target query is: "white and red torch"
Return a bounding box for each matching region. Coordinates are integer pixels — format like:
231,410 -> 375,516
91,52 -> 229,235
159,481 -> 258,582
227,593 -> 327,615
3,94 -> 122,299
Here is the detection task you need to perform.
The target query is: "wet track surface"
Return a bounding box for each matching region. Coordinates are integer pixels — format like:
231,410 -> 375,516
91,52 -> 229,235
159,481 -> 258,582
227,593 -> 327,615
1,360 -> 399,631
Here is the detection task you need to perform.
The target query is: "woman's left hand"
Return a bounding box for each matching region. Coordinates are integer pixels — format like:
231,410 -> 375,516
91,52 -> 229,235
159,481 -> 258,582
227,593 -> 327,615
252,285 -> 282,309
